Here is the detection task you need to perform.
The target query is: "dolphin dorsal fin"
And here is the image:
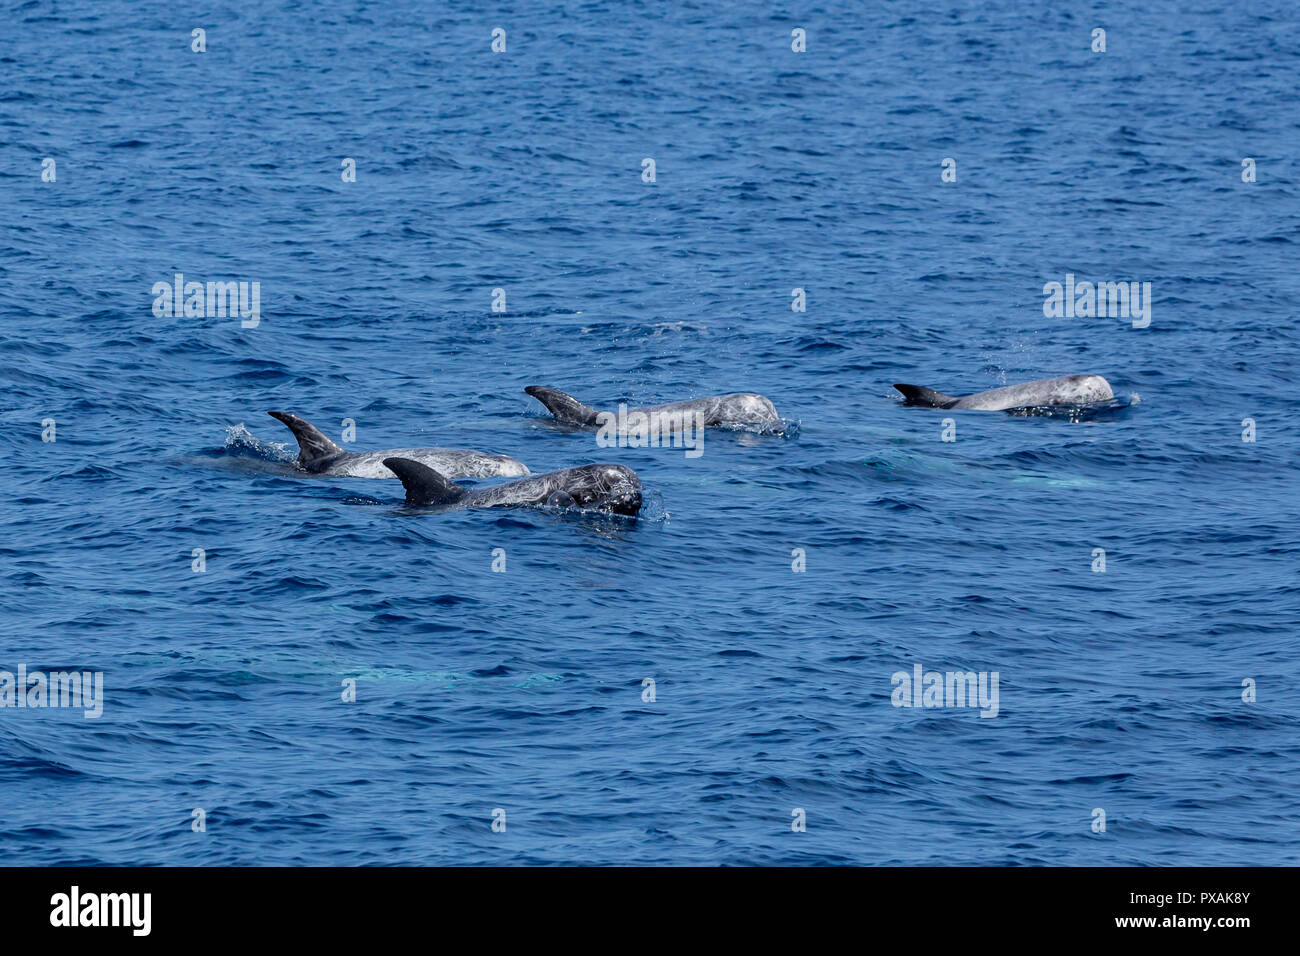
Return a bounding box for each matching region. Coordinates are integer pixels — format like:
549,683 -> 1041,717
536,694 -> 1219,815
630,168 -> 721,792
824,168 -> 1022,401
892,384 -> 959,409
268,412 -> 346,469
524,386 -> 601,425
382,457 -> 468,506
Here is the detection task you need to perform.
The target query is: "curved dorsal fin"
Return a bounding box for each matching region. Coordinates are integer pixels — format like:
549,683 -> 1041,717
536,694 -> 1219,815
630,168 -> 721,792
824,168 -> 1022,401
382,457 -> 468,506
268,412 -> 346,469
524,386 -> 601,425
892,384 -> 959,409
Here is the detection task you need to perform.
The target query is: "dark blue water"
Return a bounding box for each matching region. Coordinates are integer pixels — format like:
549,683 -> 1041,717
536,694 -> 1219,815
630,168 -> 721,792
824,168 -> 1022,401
2,0 -> 1298,865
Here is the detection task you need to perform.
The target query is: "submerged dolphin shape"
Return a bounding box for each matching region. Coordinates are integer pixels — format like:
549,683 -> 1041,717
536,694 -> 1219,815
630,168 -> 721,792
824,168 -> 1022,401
268,412 -> 529,479
524,386 -> 779,429
383,457 -> 642,516
892,375 -> 1114,411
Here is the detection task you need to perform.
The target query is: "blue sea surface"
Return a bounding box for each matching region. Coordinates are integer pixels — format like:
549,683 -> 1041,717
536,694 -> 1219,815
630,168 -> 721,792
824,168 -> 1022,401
1,0 -> 1298,865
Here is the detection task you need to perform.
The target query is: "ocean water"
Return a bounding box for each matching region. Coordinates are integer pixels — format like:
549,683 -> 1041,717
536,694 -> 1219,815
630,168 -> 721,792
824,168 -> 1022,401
1,0 -> 1298,866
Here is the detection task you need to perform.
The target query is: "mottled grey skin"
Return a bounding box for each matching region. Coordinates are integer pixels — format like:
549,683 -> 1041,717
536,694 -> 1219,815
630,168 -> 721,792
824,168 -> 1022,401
893,375 -> 1114,411
268,412 -> 529,479
383,457 -> 642,516
525,386 -> 779,430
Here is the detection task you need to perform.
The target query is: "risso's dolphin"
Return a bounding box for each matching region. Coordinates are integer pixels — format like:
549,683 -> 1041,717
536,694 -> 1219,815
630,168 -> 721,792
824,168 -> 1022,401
268,412 -> 529,479
383,457 -> 642,516
525,386 -> 779,429
892,375 -> 1114,411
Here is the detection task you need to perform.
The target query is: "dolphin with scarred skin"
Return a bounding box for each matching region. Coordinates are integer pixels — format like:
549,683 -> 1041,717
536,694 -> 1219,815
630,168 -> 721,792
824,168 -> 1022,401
268,412 -> 529,479
383,457 -> 642,516
524,386 -> 779,430
892,375 -> 1114,411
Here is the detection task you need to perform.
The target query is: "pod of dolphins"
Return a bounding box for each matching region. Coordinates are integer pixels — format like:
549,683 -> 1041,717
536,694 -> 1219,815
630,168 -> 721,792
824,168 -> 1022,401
262,375 -> 1116,517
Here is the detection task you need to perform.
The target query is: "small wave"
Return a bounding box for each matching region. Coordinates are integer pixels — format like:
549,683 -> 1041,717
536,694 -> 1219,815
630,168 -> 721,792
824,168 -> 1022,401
532,500 -> 647,523
634,487 -> 669,522
223,423 -> 296,462
715,418 -> 800,437
1003,396 -> 1139,422
647,321 -> 708,336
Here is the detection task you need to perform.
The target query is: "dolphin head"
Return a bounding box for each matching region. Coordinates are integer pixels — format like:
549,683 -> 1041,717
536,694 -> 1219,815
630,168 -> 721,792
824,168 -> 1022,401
562,464 -> 642,516
1072,375 -> 1115,403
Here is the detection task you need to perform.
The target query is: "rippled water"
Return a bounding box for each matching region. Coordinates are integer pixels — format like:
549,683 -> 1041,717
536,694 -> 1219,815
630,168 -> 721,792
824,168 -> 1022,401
1,0 -> 1298,865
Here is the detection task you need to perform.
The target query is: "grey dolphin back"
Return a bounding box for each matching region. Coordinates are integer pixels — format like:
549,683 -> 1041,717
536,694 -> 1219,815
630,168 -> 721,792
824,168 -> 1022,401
524,386 -> 602,425
892,385 -> 959,409
382,457 -> 469,507
268,411 -> 347,469
894,375 -> 1114,411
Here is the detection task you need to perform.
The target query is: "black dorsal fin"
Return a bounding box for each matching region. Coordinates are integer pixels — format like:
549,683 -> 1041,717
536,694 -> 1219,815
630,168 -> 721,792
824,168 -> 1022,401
524,386 -> 602,425
382,457 -> 468,506
892,384 -> 959,409
268,412 -> 346,469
